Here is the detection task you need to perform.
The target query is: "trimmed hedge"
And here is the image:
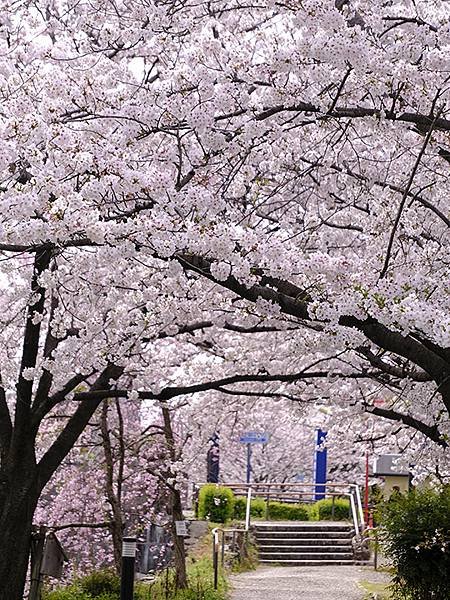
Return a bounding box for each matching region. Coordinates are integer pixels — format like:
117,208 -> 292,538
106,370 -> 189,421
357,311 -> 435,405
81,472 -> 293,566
198,485 -> 352,524
267,501 -> 309,521
233,497 -> 266,519
313,498 -> 350,521
198,484 -> 234,523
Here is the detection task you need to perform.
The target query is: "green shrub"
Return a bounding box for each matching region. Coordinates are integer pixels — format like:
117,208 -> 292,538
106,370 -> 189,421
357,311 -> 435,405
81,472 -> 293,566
233,497 -> 266,519
79,570 -> 120,597
314,498 -> 350,521
250,498 -> 266,518
198,484 -> 234,523
380,487 -> 450,599
43,570 -> 121,600
43,587 -> 94,600
267,501 -> 309,521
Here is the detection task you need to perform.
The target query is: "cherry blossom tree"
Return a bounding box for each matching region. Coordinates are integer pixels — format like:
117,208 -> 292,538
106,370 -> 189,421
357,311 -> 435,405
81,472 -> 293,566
35,398 -> 162,576
1,0 -> 450,597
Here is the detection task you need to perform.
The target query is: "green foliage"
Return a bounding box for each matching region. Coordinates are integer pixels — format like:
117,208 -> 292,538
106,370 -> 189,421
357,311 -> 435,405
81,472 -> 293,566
266,501 -> 309,521
313,498 -> 350,521
249,498 -> 266,518
42,571 -> 121,600
43,557 -> 227,600
233,497 -> 266,519
380,487 -> 450,600
233,496 -> 352,522
42,587 -> 94,600
143,556 -> 227,600
198,484 -> 234,523
79,570 -> 120,596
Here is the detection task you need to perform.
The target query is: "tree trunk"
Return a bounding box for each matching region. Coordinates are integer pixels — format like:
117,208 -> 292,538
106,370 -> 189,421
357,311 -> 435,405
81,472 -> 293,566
161,404 -> 188,589
170,486 -> 188,590
100,400 -> 124,574
0,468 -> 39,600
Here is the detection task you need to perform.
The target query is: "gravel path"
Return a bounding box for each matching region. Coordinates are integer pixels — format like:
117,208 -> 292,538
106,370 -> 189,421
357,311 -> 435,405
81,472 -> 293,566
230,565 -> 389,600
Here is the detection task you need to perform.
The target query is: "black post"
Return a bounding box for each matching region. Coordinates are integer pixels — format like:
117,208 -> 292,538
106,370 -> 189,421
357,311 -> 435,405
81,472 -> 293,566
120,537 -> 136,600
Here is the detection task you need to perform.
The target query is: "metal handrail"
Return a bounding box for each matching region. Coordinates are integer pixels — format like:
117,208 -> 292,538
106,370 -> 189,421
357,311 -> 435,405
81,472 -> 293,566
244,486 -> 252,530
212,525 -> 249,589
199,481 -> 366,540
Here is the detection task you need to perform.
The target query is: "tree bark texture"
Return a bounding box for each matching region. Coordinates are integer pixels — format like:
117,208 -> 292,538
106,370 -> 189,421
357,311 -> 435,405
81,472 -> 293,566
0,448 -> 39,600
100,399 -> 125,574
161,404 -> 188,589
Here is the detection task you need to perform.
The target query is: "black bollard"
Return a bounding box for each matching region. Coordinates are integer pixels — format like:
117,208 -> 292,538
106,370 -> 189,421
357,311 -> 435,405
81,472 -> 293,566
120,537 -> 136,600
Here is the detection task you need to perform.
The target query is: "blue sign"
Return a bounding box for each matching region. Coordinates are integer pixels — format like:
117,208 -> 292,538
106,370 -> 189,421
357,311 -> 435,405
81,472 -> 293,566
314,429 -> 327,500
239,431 -> 269,444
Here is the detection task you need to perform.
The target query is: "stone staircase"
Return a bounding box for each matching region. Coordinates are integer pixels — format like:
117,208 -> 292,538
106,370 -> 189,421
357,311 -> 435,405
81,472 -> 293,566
254,522 -> 356,566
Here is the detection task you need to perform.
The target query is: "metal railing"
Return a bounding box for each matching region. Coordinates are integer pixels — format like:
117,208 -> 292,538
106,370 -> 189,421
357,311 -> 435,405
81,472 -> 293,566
211,524 -> 251,589
196,482 -> 366,536
207,482 -> 368,586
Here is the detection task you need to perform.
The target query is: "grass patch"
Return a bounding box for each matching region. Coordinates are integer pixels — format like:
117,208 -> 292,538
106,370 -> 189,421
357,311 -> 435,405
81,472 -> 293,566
140,556 -> 228,600
43,527 -> 237,600
359,581 -> 392,599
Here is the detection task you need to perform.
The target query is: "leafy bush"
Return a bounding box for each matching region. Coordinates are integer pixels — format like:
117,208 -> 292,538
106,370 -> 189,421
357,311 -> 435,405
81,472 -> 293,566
198,484 -> 234,523
43,570 -> 121,600
250,498 -> 266,518
42,588 -> 94,600
233,497 -> 266,519
380,487 -> 450,599
267,501 -> 309,521
79,570 -> 120,597
314,498 -> 350,521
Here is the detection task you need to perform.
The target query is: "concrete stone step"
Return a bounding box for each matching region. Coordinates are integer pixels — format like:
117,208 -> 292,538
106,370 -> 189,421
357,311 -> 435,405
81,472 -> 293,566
255,530 -> 354,540
258,545 -> 353,553
258,559 -> 356,566
254,521 -> 356,566
259,551 -> 354,561
254,523 -> 353,530
257,537 -> 352,546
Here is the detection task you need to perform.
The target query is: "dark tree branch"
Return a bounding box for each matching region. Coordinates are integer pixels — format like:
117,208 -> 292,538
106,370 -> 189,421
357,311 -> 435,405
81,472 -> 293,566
12,248 -> 52,455
358,347 -> 431,382
33,294 -> 61,413
70,368 -> 380,403
367,405 -> 447,448
253,102 -> 450,134
178,253 -> 450,408
49,521 -> 113,531
0,373 -> 12,460
36,364 -> 123,490
380,106 -> 442,278
31,372 -> 94,429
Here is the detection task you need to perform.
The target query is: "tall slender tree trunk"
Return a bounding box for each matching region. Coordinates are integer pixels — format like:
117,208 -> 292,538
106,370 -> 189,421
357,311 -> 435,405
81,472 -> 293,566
161,404 -> 188,589
100,400 -> 124,573
169,485 -> 188,590
0,454 -> 39,600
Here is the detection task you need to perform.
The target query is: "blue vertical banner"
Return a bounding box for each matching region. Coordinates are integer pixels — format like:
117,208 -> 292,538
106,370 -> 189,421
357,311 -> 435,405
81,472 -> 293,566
314,429 -> 327,500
